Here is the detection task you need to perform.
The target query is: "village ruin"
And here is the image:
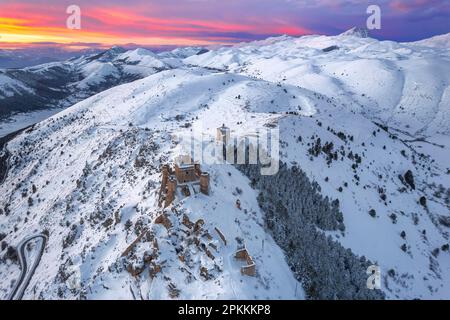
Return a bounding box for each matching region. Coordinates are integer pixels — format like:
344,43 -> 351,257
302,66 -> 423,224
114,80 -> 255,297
155,124 -> 256,278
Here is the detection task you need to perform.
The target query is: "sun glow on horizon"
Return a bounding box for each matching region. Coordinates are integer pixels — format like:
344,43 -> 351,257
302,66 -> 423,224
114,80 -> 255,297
0,1 -> 313,50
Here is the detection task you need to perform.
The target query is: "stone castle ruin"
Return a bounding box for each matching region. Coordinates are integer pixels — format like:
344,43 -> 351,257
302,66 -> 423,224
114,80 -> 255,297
155,125 -> 259,279
234,247 -> 256,277
214,124 -> 275,176
159,154 -> 210,208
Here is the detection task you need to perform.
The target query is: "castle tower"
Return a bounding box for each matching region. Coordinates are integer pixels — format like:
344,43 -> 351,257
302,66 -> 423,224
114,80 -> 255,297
174,155 -> 197,183
200,172 -> 210,195
165,176 -> 177,207
161,164 -> 170,191
194,163 -> 202,177
216,124 -> 230,146
216,124 -> 231,161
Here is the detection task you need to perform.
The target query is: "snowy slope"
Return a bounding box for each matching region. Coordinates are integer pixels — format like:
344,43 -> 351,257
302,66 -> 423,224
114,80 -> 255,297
0,69 -> 306,299
277,110 -> 450,299
411,33 -> 450,49
182,31 -> 450,299
185,32 -> 450,137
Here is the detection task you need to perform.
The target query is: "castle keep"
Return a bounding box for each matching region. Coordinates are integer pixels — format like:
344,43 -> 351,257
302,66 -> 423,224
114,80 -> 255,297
159,155 -> 210,208
216,123 -> 231,146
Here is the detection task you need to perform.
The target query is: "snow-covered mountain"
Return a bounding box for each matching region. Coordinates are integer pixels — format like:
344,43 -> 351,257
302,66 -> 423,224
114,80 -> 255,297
185,32 -> 450,137
339,27 -> 370,38
0,46 -> 207,124
411,33 -> 450,49
0,30 -> 449,300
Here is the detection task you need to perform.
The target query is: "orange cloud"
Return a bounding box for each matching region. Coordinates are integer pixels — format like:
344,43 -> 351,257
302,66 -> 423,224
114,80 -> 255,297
0,1 -> 311,49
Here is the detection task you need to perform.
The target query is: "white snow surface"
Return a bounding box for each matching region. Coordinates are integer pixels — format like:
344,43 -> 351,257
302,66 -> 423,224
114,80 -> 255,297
411,33 -> 450,49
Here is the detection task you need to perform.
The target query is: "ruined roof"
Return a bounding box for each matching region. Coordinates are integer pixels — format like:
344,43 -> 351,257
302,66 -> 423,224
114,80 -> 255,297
174,154 -> 197,169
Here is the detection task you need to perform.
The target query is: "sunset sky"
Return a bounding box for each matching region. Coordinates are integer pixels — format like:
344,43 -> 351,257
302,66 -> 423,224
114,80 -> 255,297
0,0 -> 449,50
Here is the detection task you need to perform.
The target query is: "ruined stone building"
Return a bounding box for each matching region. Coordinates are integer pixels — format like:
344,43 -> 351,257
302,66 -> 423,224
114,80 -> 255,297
235,247 -> 256,277
174,155 -> 199,183
215,124 -> 262,165
159,155 -> 210,208
216,123 -> 231,146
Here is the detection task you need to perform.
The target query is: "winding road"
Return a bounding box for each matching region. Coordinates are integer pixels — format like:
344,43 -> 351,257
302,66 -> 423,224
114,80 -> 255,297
8,233 -> 48,300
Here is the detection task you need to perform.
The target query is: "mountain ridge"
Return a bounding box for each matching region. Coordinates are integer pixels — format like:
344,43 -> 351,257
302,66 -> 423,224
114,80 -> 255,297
411,33 -> 450,49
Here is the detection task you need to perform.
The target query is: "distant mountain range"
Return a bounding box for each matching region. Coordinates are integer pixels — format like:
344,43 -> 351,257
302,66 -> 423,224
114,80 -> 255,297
0,46 -> 208,122
0,47 -> 100,69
